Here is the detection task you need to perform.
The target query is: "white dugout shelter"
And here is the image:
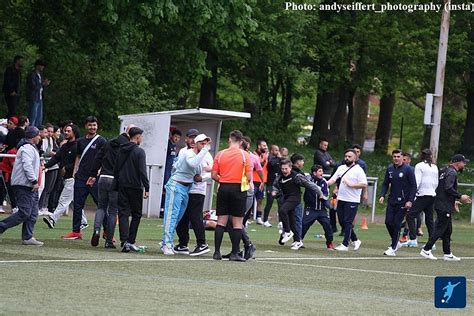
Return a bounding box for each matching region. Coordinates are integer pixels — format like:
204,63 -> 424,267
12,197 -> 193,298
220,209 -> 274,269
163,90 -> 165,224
118,108 -> 251,217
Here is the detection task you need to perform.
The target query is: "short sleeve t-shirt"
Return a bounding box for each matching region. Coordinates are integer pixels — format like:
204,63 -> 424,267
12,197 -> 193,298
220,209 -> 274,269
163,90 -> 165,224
75,135 -> 107,181
329,164 -> 367,203
213,147 -> 251,184
249,152 -> 262,183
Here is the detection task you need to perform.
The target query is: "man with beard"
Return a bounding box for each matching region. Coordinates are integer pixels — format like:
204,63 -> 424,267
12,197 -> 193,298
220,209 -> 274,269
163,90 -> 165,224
327,149 -> 367,252
254,140 -> 268,224
420,154 -> 471,261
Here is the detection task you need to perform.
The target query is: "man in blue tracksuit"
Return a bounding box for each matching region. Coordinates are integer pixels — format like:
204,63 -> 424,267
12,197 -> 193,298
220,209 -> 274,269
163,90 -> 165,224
302,165 -> 333,249
290,153 -> 305,241
379,149 -> 416,256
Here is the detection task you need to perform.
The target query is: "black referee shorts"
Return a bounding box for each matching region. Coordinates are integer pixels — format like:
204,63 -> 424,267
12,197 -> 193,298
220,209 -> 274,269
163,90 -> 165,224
216,183 -> 246,217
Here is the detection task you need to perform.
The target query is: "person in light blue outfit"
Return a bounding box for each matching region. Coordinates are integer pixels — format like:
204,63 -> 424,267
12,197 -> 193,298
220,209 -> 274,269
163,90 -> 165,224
161,133 -> 211,255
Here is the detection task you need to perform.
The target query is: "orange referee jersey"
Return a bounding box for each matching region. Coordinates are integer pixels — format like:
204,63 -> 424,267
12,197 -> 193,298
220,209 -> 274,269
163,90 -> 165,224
213,147 -> 251,183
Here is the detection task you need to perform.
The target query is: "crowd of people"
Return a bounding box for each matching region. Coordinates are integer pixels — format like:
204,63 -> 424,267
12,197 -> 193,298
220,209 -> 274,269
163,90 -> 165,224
0,56 -> 472,262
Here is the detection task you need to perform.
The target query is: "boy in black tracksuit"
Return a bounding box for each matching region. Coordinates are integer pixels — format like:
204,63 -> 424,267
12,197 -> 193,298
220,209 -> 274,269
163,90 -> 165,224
272,159 -> 323,249
421,154 -> 471,261
302,165 -> 333,249
115,127 -> 150,252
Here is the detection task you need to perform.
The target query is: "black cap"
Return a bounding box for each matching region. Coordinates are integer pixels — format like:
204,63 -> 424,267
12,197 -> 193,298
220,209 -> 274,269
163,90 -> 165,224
450,154 -> 469,163
290,153 -> 305,164
186,128 -> 199,137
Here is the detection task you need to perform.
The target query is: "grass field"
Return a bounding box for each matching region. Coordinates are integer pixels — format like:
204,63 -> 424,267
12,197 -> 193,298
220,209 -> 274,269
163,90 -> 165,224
0,213 -> 473,315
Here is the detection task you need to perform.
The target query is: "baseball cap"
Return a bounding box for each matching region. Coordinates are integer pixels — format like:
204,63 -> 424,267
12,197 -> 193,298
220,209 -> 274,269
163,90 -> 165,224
450,154 -> 469,163
9,116 -> 19,125
186,128 -> 199,137
25,126 -> 40,139
194,134 -> 211,143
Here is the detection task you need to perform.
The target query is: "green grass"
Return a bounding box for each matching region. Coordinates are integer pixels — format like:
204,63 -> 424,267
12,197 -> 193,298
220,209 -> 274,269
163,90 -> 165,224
0,214 -> 473,315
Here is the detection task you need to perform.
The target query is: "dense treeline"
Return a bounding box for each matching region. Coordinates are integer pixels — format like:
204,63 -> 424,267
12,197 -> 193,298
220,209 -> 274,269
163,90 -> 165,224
0,1 -> 473,155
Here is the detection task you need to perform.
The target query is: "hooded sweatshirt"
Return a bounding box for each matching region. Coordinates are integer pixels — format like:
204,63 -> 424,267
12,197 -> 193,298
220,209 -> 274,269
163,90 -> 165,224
114,142 -> 149,192
90,133 -> 129,177
11,138 -> 40,187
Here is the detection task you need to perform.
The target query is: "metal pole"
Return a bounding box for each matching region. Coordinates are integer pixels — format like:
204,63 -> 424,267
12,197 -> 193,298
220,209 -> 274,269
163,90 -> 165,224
399,117 -> 404,149
429,1 -> 450,163
371,178 -> 378,223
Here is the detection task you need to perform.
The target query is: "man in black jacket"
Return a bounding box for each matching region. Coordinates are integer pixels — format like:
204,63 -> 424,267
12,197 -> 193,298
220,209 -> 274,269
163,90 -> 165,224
87,125 -> 135,248
421,154 -> 471,261
313,138 -> 336,174
43,124 -> 82,229
263,145 -> 280,227
2,55 -> 23,118
272,159 -> 324,250
115,127 -> 150,252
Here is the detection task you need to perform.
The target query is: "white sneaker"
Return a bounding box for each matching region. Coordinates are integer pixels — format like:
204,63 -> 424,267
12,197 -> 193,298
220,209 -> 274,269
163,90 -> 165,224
395,242 -> 402,252
281,231 -> 294,244
443,253 -> 461,262
263,221 -> 272,228
22,237 -> 44,246
256,217 -> 264,225
277,222 -> 283,234
335,244 -> 349,251
352,239 -> 362,251
38,209 -> 46,216
12,207 -> 18,214
420,249 -> 437,260
402,239 -> 418,248
162,245 -> 175,256
384,247 -> 396,256
291,241 -> 303,250
0,206 -> 5,214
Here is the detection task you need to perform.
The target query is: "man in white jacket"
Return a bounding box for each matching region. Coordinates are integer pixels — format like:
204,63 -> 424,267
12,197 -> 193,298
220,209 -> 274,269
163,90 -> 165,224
0,126 -> 43,245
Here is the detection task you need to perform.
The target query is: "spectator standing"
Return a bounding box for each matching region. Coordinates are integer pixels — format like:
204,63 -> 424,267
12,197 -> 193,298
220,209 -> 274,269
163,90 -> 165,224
26,59 -> 50,127
313,138 -> 336,174
262,144 -> 280,227
2,55 -> 23,118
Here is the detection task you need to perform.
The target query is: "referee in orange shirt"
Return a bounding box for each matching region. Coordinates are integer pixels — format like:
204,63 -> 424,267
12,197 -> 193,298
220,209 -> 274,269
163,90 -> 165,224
211,130 -> 252,262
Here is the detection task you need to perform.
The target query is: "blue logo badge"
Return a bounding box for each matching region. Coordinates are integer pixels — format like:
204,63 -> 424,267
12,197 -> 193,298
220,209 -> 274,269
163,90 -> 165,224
434,276 -> 466,308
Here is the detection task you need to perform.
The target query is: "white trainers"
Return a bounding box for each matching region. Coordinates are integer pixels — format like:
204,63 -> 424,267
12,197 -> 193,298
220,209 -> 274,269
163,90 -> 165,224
281,231 -> 294,244
352,239 -> 362,251
256,217 -> 264,225
22,237 -> 44,246
11,207 -> 18,214
335,244 -> 349,251
395,242 -> 402,252
384,247 -> 396,256
290,241 -> 304,250
0,206 -> 5,214
277,222 -> 283,234
263,221 -> 272,228
420,249 -> 437,260
402,239 -> 418,248
162,245 -> 175,256
443,253 -> 461,262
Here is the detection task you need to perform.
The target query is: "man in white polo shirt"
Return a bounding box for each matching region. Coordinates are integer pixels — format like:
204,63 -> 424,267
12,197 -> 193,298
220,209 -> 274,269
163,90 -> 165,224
327,149 -> 367,251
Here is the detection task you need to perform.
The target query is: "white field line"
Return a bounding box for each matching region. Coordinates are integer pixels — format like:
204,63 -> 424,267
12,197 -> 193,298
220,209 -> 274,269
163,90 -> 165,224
0,256 -> 473,264
256,260 -> 474,283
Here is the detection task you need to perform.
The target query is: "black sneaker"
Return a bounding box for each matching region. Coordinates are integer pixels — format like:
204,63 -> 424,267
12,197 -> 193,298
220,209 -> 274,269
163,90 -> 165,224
189,244 -> 210,256
121,242 -> 131,253
105,241 -> 116,249
91,230 -> 100,247
43,216 -> 55,229
173,245 -> 190,255
229,253 -> 246,262
223,251 -> 243,259
244,244 -> 256,260
213,251 -> 222,260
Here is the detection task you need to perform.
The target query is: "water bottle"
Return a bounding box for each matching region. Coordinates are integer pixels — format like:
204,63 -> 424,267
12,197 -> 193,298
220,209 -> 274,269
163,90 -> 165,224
314,234 -> 323,240
138,246 -> 148,253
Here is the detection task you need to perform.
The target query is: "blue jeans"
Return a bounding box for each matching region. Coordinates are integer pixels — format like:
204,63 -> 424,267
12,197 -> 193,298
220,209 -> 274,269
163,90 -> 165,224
73,178 -> 99,233
0,186 -> 39,240
162,179 -> 191,248
28,100 -> 43,127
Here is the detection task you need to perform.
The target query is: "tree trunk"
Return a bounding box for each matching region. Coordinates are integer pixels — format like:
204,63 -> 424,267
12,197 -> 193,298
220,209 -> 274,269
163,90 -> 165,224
282,79 -> 292,128
346,88 -> 355,143
279,80 -> 286,114
258,66 -> 270,114
330,86 -> 349,147
271,75 -> 282,112
199,51 -> 218,108
462,83 -> 474,155
309,90 -> 338,146
374,93 -> 396,153
352,91 -> 370,146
